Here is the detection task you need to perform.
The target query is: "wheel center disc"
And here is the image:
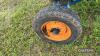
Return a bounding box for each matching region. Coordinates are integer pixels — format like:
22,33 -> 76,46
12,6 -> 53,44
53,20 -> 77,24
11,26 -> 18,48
50,28 -> 60,35
41,21 -> 72,41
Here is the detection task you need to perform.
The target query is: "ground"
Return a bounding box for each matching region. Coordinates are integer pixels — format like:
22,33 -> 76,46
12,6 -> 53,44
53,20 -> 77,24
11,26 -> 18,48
0,0 -> 100,56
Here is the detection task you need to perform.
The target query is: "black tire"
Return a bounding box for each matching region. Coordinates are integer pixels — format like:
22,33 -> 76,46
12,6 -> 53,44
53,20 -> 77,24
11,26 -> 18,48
33,6 -> 82,44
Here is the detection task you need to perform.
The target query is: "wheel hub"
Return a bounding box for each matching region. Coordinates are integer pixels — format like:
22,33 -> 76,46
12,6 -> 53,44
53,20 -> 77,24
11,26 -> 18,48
50,28 -> 60,35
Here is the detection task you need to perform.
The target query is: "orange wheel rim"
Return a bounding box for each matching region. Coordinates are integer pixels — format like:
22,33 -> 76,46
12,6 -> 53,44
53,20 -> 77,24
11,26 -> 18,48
41,21 -> 72,41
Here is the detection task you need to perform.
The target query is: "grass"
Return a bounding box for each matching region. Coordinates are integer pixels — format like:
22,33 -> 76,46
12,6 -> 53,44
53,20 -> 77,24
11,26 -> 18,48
0,0 -> 100,56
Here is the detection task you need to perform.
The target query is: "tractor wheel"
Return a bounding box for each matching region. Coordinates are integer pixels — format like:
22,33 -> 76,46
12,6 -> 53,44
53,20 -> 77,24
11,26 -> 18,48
33,6 -> 82,44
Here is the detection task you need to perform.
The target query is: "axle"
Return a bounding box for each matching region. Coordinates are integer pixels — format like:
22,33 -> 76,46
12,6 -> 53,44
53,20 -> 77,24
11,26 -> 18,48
50,0 -> 81,6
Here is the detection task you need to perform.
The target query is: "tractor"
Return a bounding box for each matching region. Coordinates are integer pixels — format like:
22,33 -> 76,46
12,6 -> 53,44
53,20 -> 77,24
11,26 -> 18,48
33,0 -> 82,44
